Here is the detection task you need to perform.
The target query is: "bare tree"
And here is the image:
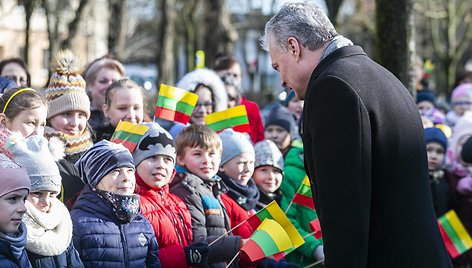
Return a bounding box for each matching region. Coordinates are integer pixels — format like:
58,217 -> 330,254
416,0 -> 472,95
325,0 -> 345,26
41,0 -> 89,65
18,0 -> 41,64
156,0 -> 177,85
376,0 -> 416,95
108,0 -> 127,59
202,0 -> 236,68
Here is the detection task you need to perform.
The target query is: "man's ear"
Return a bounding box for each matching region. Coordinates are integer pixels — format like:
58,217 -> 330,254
287,37 -> 301,58
219,165 -> 225,172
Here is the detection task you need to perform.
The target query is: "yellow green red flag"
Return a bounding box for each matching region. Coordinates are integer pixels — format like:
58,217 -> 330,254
204,105 -> 250,133
154,84 -> 198,125
292,176 -> 315,210
438,210 -> 472,258
241,219 -> 293,261
247,200 -> 304,250
110,121 -> 149,153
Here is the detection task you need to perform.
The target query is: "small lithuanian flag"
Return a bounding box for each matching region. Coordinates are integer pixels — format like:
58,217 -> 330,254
204,105 -> 249,133
110,121 -> 149,153
154,84 -> 198,125
438,210 -> 472,258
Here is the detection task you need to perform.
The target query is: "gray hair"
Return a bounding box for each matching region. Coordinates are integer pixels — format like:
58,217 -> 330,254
260,2 -> 337,52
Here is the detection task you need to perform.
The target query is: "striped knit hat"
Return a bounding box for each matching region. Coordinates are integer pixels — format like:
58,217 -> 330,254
46,50 -> 90,119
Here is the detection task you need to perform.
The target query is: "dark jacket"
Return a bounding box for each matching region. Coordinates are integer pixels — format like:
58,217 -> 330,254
0,223 -> 31,268
70,186 -> 161,268
57,154 -> 84,209
170,171 -> 241,267
302,45 -> 452,267
27,242 -> 83,268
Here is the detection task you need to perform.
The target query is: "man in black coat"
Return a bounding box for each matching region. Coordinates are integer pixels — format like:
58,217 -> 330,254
261,2 -> 452,267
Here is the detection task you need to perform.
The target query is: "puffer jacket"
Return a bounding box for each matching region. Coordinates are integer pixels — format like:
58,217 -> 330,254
170,171 -> 241,267
70,185 -> 161,268
136,174 -> 192,268
0,222 -> 31,268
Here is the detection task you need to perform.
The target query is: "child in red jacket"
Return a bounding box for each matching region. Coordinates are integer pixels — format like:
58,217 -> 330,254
133,123 -> 209,267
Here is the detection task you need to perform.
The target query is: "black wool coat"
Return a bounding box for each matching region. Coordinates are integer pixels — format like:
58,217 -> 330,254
302,45 -> 452,267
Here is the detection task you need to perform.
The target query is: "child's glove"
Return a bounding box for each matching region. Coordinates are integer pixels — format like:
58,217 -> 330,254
184,242 -> 209,267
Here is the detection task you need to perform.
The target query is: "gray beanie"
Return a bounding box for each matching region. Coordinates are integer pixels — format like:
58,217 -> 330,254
133,122 -> 176,166
75,140 -> 134,188
11,135 -> 62,193
219,129 -> 254,166
254,140 -> 284,172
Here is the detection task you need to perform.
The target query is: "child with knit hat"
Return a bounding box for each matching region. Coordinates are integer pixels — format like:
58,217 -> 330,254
133,122 -> 211,267
44,49 -> 93,207
416,91 -> 445,125
217,129 -> 259,215
9,135 -> 83,267
424,127 -> 451,217
0,154 -> 31,267
264,104 -> 298,155
253,139 -> 284,210
446,83 -> 472,127
71,140 -> 160,267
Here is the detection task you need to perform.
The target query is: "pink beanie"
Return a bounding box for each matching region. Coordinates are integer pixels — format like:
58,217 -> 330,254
451,83 -> 472,102
0,153 -> 30,197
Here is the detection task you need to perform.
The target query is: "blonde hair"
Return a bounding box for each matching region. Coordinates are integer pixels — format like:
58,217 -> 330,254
104,78 -> 144,106
176,124 -> 222,157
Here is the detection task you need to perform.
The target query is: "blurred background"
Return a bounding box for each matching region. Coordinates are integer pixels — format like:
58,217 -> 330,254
1,0 -> 471,108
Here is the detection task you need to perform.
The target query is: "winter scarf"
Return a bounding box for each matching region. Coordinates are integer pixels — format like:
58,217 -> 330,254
219,172 -> 259,211
319,35 -> 354,63
44,126 -> 93,156
23,198 -> 72,256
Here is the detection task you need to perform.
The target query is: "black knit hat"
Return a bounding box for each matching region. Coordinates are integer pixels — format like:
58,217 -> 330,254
424,127 -> 447,150
265,105 -> 296,133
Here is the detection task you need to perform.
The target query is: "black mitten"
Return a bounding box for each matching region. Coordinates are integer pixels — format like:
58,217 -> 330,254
184,241 -> 210,267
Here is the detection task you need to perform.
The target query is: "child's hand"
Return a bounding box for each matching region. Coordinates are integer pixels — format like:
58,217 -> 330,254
184,242 -> 209,267
240,238 -> 249,248
457,176 -> 472,195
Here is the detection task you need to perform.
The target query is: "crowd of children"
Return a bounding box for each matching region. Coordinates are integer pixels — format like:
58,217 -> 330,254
0,49 -> 320,268
3,46 -> 472,268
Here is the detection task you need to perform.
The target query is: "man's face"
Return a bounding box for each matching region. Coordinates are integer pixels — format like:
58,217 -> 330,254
268,37 -> 310,100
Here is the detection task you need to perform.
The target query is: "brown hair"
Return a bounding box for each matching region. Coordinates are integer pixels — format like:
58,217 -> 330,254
0,88 -> 47,120
176,124 -> 222,157
0,58 -> 31,87
104,78 -> 144,106
213,54 -> 239,72
83,56 -> 125,91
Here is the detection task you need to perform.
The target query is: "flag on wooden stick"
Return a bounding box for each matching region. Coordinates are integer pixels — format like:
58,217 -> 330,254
205,105 -> 250,133
438,210 -> 472,258
241,219 -> 293,261
110,121 -> 150,153
154,84 -> 198,125
293,176 -> 315,210
309,218 -> 322,239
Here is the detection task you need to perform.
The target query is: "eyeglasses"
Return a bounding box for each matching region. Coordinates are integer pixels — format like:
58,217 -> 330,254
454,101 -> 472,107
195,102 -> 213,108
4,75 -> 27,86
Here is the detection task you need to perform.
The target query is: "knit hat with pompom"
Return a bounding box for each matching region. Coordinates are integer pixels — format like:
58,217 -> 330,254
46,49 -> 90,119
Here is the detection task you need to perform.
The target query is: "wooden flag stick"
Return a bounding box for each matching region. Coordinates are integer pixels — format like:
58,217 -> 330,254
302,231 -> 317,239
304,258 -> 324,268
284,198 -> 295,214
226,251 -> 240,268
208,219 -> 249,247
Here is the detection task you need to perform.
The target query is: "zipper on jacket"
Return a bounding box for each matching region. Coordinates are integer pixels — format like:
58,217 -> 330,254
178,213 -> 191,245
159,190 -> 184,245
120,224 -> 129,268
